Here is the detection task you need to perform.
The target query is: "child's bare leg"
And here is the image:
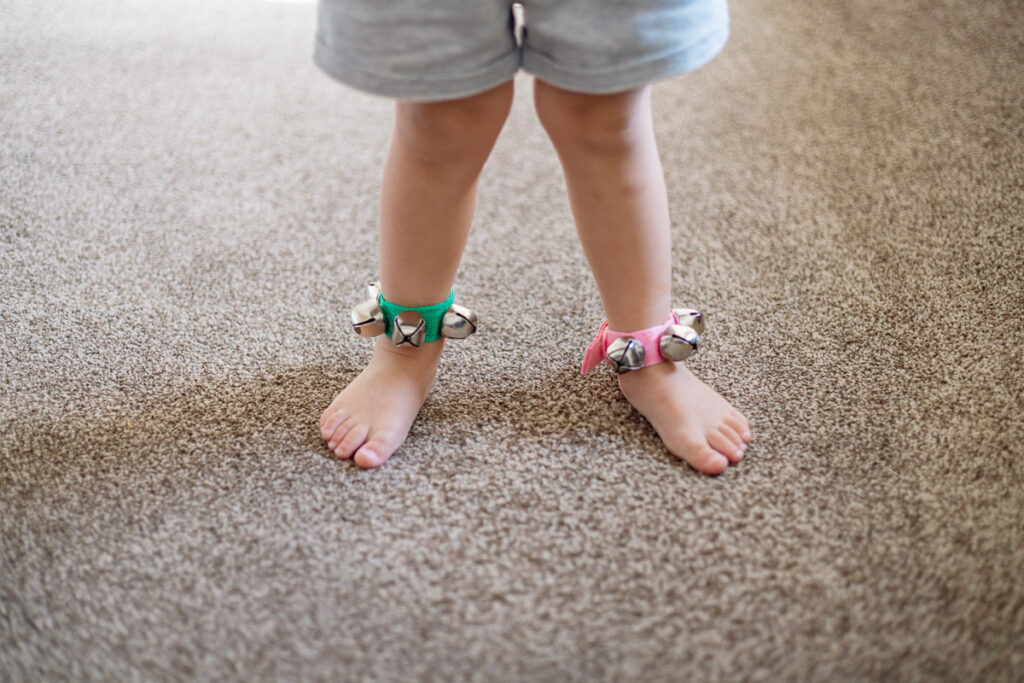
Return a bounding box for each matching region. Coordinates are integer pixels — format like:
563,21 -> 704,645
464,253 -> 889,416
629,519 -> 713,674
320,81 -> 515,468
533,79 -> 751,475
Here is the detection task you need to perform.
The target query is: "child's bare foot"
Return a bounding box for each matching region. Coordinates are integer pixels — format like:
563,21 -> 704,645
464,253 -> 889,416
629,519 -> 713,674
319,337 -> 444,468
617,361 -> 751,475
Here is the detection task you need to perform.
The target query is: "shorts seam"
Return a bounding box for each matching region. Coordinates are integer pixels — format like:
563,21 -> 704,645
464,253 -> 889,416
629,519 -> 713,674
314,39 -> 520,102
521,22 -> 729,93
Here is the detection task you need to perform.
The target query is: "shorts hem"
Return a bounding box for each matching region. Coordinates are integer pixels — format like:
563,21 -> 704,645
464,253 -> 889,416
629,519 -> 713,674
313,41 -> 520,102
521,22 -> 729,94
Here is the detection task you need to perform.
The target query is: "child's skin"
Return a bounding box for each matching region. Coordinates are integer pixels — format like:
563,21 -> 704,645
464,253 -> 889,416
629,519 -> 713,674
319,78 -> 751,474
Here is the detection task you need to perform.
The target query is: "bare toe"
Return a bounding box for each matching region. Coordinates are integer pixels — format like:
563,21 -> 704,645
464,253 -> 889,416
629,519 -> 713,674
719,424 -> 745,455
707,430 -> 743,463
689,445 -> 729,475
335,423 -> 369,459
353,436 -> 394,469
326,419 -> 353,450
320,401 -> 346,429
321,410 -> 348,441
727,411 -> 752,441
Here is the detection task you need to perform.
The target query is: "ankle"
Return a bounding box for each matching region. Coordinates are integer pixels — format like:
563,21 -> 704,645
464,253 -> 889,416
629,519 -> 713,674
372,336 -> 445,364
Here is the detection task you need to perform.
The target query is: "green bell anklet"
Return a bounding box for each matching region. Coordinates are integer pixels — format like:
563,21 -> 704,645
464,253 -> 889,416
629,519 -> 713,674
350,281 -> 478,347
378,287 -> 455,342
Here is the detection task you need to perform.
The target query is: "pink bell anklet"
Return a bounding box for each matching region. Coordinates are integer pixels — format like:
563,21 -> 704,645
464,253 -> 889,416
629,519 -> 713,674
581,307 -> 704,375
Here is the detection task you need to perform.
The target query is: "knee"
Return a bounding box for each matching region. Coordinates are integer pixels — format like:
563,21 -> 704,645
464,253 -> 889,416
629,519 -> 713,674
394,80 -> 515,164
533,79 -> 651,157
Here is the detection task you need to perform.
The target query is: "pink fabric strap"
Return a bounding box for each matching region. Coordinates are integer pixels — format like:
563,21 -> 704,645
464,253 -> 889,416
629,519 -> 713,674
581,312 -> 679,375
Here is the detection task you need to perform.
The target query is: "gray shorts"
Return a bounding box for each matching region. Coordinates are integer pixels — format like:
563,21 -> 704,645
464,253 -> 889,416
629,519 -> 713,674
314,0 -> 729,101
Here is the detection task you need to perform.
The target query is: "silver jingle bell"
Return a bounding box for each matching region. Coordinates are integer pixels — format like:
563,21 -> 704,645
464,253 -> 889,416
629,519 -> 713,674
660,324 -> 699,362
367,281 -> 381,301
672,307 -> 705,335
441,303 -> 478,340
392,310 -> 426,347
606,336 -> 645,373
351,299 -> 386,338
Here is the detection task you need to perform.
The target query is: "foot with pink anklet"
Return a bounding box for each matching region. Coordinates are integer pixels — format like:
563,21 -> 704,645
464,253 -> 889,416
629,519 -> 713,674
582,307 -> 751,475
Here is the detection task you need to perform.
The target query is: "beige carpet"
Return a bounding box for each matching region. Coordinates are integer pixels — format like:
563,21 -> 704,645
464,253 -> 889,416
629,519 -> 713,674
2,0 -> 1022,679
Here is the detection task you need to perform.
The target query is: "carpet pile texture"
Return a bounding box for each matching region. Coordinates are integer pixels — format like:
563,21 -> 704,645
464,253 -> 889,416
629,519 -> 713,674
2,0 -> 1022,679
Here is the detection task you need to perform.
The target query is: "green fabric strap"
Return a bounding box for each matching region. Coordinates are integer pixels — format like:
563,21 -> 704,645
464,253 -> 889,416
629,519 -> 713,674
378,288 -> 456,342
